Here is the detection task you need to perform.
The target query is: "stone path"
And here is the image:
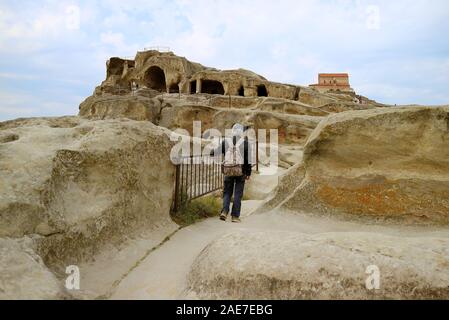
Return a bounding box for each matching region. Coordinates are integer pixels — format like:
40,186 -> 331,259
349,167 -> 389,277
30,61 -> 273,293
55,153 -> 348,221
108,200 -> 449,299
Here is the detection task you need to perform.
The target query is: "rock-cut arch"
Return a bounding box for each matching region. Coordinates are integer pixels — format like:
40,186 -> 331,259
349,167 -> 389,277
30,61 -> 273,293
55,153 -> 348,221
238,86 -> 245,96
257,84 -> 268,97
201,80 -> 224,95
144,66 -> 166,92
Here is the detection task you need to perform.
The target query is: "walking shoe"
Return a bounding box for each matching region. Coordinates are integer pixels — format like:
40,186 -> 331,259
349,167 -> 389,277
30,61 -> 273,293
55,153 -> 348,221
231,216 -> 241,223
219,211 -> 228,221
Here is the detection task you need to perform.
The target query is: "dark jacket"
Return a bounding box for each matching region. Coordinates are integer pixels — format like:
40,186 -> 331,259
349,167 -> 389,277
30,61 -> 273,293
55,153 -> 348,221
211,136 -> 252,177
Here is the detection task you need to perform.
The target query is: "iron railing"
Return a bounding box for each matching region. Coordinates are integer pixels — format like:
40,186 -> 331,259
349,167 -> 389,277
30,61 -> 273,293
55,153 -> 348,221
172,154 -> 224,212
143,46 -> 171,52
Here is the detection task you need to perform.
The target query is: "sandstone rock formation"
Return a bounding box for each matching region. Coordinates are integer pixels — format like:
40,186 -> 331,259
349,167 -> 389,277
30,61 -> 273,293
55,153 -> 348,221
187,230 -> 449,299
80,50 -> 383,125
80,94 -> 324,147
0,116 -> 177,268
265,106 -> 449,224
79,95 -> 162,121
0,236 -> 67,299
95,50 -> 301,99
3,49 -> 447,301
78,50 -> 386,156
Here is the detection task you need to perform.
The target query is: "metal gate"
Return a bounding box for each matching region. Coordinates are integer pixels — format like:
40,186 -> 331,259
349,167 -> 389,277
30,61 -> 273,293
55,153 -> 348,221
172,139 -> 258,212
172,154 -> 224,212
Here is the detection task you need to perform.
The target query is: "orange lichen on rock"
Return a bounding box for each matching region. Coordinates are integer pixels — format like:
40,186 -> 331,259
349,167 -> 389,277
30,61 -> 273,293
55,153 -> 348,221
274,106 -> 449,224
316,183 -> 406,215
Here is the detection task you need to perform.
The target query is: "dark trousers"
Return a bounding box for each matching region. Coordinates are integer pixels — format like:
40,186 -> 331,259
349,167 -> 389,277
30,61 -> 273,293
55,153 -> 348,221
222,175 -> 245,217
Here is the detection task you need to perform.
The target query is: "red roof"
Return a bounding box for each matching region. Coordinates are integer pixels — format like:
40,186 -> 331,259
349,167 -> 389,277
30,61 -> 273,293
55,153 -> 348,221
310,84 -> 350,87
319,73 -> 349,78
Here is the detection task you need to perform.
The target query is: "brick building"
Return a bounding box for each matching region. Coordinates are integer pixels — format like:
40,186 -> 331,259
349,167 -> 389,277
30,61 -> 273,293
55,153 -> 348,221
309,73 -> 353,93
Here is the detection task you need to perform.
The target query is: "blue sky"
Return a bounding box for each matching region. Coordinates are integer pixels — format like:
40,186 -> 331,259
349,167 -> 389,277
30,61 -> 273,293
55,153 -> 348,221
1,0 -> 448,121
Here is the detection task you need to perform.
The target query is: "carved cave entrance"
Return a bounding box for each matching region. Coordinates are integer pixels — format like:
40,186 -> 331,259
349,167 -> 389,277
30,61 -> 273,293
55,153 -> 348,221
169,83 -> 180,93
238,86 -> 244,96
190,80 -> 197,94
257,84 -> 268,97
145,66 -> 166,92
201,80 -> 225,95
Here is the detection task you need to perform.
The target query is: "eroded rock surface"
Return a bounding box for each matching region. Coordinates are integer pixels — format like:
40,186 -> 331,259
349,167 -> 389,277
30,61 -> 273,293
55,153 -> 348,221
79,94 -> 324,147
0,116 -> 177,267
79,95 -> 162,121
0,236 -> 67,300
187,230 -> 449,299
79,50 -> 383,131
266,106 -> 449,224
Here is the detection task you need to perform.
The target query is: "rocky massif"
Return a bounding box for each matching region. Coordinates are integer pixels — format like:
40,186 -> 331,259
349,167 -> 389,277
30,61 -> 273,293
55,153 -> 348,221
264,106 -> 449,224
1,50 -> 448,300
186,105 -> 449,300
0,117 -> 177,298
79,50 -> 382,149
188,230 -> 449,299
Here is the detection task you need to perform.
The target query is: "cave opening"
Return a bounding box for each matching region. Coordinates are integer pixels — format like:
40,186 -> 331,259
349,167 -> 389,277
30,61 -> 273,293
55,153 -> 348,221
190,80 -> 197,94
144,66 -> 166,91
238,86 -> 245,96
169,83 -> 179,93
293,87 -> 300,100
257,84 -> 268,97
201,80 -> 224,95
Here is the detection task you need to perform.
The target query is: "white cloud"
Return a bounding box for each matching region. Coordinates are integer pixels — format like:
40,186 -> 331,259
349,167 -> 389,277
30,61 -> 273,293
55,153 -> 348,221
100,31 -> 125,48
0,0 -> 448,121
65,5 -> 81,30
0,106 -> 37,117
0,89 -> 81,121
0,91 -> 37,119
0,73 -> 39,80
0,2 -> 84,54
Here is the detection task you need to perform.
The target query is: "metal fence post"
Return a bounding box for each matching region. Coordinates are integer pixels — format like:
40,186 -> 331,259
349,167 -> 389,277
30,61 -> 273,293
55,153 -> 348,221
173,162 -> 180,212
256,133 -> 259,173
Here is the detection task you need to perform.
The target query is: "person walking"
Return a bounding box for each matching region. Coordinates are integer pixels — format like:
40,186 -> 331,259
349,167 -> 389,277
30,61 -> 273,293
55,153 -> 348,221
213,123 -> 252,223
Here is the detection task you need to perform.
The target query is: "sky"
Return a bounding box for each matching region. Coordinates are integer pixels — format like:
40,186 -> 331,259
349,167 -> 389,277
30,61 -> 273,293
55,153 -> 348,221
0,0 -> 449,121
